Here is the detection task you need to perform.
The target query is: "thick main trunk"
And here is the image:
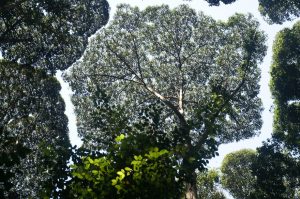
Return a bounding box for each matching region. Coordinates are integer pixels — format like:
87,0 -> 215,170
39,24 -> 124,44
185,181 -> 198,199
149,87 -> 198,198
177,120 -> 198,199
185,172 -> 198,199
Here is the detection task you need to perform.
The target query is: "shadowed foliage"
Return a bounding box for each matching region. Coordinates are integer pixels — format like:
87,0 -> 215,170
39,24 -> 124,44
270,21 -> 300,151
205,0 -> 237,6
251,140 -> 300,199
221,149 -> 256,199
0,0 -> 109,73
258,0 -> 300,24
205,0 -> 300,24
0,60 -> 71,198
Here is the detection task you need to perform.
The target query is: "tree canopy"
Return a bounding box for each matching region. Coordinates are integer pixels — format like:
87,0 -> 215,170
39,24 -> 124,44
220,20 -> 300,199
206,0 -> 300,24
205,0 -> 237,6
251,140 -> 300,199
0,0 -> 109,73
258,0 -> 300,24
0,60 -> 71,198
219,145 -> 300,199
4,0 -> 299,197
1,0 -> 110,197
67,133 -> 182,199
221,149 -> 256,199
270,21 -> 300,151
247,20 -> 300,199
66,4 -> 266,197
67,4 -> 266,145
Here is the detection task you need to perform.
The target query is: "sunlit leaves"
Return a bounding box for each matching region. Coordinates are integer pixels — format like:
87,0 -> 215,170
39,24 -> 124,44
68,135 -> 181,199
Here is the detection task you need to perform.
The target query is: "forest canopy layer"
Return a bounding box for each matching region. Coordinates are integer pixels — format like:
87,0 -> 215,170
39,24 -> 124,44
66,4 -> 266,197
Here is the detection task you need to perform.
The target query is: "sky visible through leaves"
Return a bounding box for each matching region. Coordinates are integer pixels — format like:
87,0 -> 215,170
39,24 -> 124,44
57,0 -> 298,169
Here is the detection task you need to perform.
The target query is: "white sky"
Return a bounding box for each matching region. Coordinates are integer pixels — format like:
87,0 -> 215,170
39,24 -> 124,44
58,0 -> 298,170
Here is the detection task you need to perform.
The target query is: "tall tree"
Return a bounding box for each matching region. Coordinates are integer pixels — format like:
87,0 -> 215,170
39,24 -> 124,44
220,149 -> 256,199
219,145 -> 300,199
66,4 -> 266,198
0,60 -> 71,198
1,0 -> 110,197
270,21 -> 300,151
0,0 -> 109,73
249,20 -> 300,199
251,140 -> 300,199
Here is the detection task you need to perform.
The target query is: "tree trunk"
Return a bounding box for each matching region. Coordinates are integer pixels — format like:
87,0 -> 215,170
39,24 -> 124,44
185,181 -> 198,199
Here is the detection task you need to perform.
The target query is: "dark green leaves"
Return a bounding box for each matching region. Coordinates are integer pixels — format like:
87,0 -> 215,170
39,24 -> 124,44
258,0 -> 300,24
219,145 -> 300,199
0,0 -> 109,73
271,21 -> 300,150
221,149 -> 256,199
251,140 -> 300,199
197,170 -> 226,198
68,135 -> 182,199
0,60 -> 71,198
205,0 -> 300,24
205,0 -> 237,6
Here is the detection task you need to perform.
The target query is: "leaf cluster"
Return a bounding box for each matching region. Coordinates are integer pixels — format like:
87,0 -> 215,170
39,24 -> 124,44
258,0 -> 300,24
270,21 -> 300,151
220,145 -> 300,199
0,60 -> 71,198
67,134 -> 183,199
0,0 -> 109,73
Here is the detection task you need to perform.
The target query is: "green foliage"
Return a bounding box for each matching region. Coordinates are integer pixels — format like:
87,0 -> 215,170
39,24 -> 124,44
205,0 -> 300,24
247,19 -> 300,199
221,149 -> 256,199
197,169 -> 226,199
1,0 -> 110,197
0,60 -> 71,198
237,15 -> 300,199
249,17 -> 300,199
270,21 -> 300,151
219,146 -> 300,199
258,0 -> 300,24
66,5 -> 266,190
0,0 -> 109,73
69,155 -> 115,199
251,140 -> 300,199
68,134 -> 182,199
205,0 -> 237,6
